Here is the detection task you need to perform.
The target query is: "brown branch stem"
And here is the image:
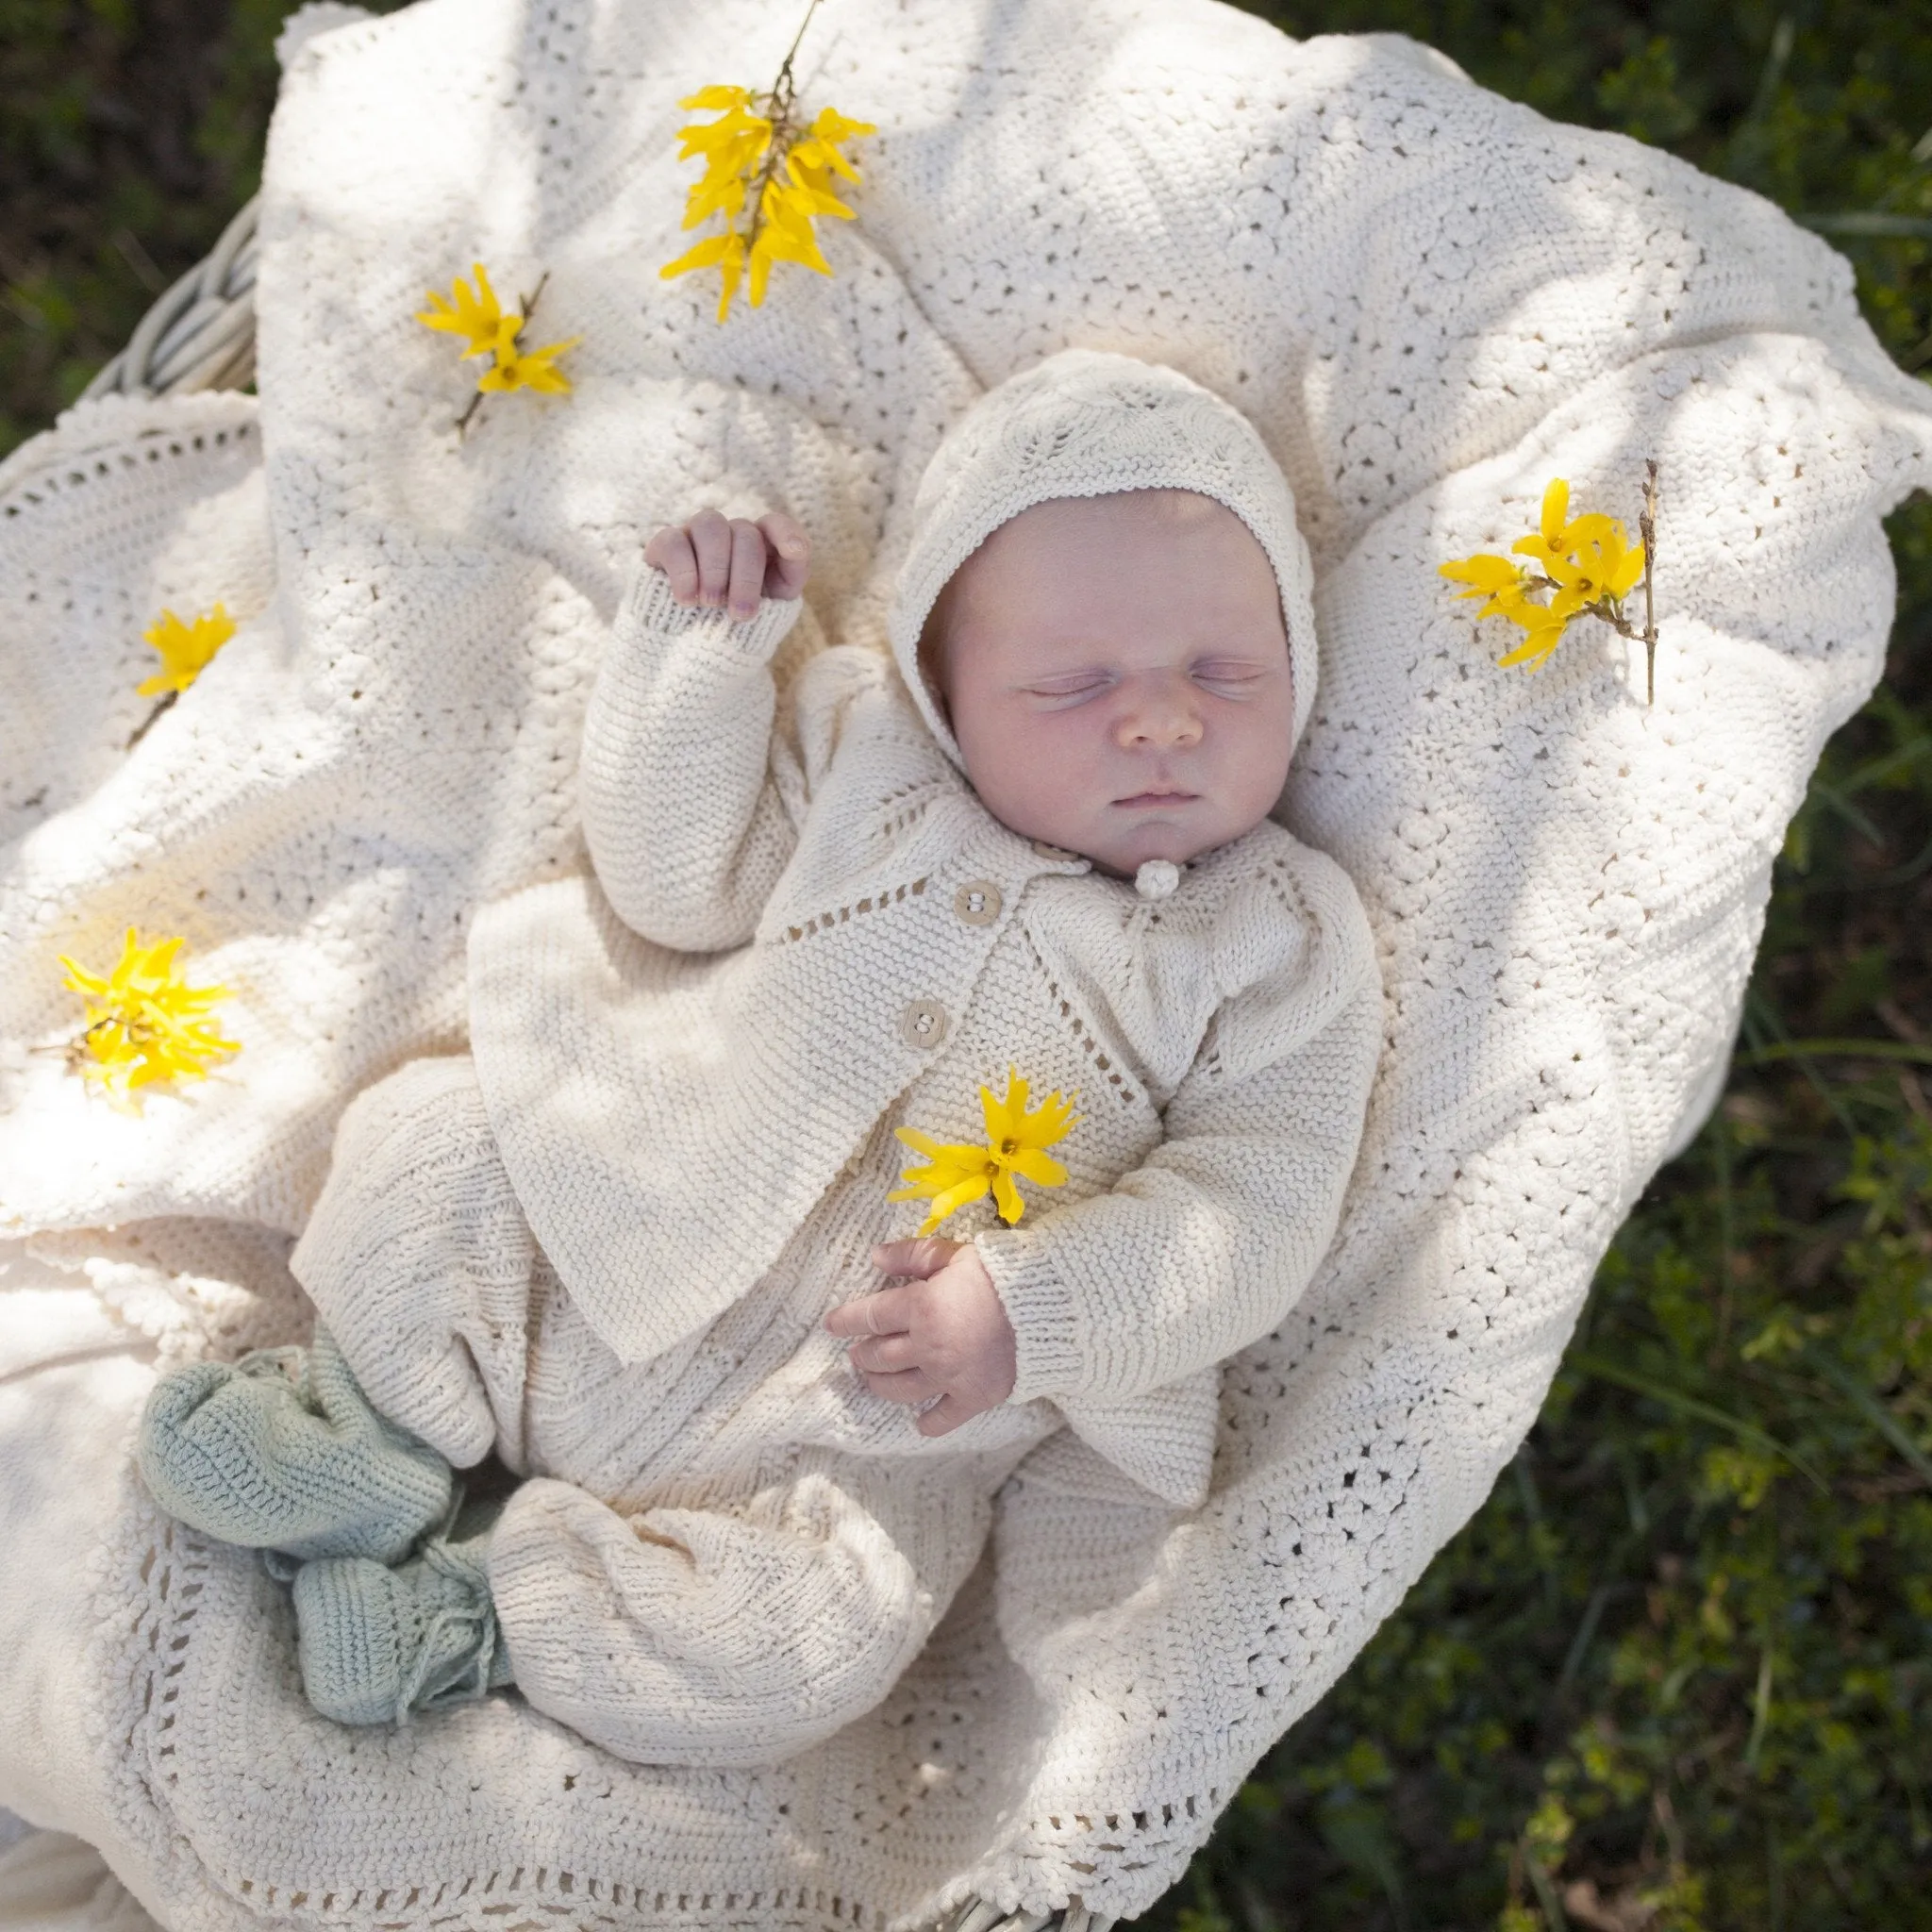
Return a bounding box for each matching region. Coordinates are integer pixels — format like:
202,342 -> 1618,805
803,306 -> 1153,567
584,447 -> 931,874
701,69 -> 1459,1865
1513,461 -> 1662,703
1640,457 -> 1659,707
739,0 -> 824,274
125,687 -> 177,751
772,0 -> 824,106
457,271 -> 549,439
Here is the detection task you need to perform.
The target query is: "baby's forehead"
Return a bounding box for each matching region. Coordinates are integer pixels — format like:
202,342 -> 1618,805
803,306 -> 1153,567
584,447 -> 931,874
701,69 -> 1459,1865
942,489 -> 1263,601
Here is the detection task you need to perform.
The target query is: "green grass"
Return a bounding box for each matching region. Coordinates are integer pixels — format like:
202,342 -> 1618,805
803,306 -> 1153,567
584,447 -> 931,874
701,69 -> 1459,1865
4,0 -> 1929,1924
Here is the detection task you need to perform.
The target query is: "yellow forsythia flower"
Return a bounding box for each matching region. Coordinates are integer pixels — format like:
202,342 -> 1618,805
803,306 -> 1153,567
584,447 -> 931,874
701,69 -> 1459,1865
416,264 -> 521,361
59,929 -> 240,1103
137,604 -> 235,699
417,264 -> 577,400
478,333 -> 583,394
891,1070 -> 1081,1236
1440,478 -> 1647,672
663,73 -> 875,322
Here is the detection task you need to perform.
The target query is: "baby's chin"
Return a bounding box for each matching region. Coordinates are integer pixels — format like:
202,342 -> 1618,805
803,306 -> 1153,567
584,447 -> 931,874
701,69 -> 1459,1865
1060,808 -> 1260,878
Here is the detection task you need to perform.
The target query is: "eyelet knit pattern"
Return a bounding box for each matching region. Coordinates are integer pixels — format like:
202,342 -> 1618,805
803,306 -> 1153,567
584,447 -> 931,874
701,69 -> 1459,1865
2,0 -> 1930,1927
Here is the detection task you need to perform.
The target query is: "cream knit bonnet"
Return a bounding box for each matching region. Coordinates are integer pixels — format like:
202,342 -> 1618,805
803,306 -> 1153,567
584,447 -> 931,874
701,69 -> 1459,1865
888,348 -> 1319,767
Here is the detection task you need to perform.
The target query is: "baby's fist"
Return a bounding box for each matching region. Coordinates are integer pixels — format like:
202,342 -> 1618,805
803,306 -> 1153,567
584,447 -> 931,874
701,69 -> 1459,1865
644,508 -> 809,620
825,1239 -> 1018,1437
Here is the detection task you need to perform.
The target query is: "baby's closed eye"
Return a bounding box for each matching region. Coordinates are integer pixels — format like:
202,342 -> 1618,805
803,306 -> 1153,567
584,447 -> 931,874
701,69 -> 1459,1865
1018,670 -> 1116,706
1189,658 -> 1274,694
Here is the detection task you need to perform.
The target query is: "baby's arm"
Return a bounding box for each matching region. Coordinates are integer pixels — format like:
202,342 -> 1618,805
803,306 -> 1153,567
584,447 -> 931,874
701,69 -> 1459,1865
581,509 -> 811,951
979,958 -> 1380,1407
828,848 -> 1381,1430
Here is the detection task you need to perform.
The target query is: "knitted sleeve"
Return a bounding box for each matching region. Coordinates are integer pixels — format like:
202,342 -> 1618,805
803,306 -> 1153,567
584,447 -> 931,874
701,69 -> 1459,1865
978,854 -> 1383,1407
579,568 -> 807,952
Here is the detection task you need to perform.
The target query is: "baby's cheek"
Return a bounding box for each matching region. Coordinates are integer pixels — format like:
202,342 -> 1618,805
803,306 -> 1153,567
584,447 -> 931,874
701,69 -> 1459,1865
956,706 -> 1102,845
1216,693 -> 1297,831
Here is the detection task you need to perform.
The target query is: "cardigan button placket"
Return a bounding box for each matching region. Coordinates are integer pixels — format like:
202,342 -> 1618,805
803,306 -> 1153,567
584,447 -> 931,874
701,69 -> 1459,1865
953,880 -> 1002,926
898,1000 -> 950,1051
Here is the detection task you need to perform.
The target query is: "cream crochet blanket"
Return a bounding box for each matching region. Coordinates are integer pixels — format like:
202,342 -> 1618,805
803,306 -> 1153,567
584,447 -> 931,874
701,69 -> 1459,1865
2,0 -> 1929,1927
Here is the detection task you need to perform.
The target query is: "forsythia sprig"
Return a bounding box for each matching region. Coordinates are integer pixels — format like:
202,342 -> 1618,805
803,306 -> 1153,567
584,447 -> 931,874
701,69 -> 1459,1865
890,1070 -> 1081,1236
127,603 -> 237,750
59,929 -> 240,1106
139,604 -> 235,698
661,0 -> 876,323
1441,464 -> 1661,702
417,264 -> 580,433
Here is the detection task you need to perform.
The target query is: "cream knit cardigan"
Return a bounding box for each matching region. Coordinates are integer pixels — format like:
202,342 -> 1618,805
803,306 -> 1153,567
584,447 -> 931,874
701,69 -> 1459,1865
462,571 -> 1376,1510
2,0 -> 1930,1927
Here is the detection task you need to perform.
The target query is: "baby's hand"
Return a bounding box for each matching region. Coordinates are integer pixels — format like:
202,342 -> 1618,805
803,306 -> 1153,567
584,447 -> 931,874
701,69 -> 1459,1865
825,1239 -> 1018,1438
644,508 -> 809,621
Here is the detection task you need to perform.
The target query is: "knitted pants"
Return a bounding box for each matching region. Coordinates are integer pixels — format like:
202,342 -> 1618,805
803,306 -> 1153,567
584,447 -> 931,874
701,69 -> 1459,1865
285,1055 -> 1000,1769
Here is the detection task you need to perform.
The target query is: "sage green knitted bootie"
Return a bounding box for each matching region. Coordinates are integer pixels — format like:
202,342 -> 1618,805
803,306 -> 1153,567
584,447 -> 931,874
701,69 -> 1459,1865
292,1524 -> 513,1725
136,1326 -> 454,1564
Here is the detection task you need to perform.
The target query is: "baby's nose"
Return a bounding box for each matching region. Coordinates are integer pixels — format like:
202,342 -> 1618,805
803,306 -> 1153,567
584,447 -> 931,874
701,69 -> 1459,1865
1116,683 -> 1204,748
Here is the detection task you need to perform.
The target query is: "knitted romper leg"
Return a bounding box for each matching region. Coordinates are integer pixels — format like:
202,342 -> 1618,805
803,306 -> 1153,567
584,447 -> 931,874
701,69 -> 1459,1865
487,1458 -> 995,1769
136,1325 -> 455,1564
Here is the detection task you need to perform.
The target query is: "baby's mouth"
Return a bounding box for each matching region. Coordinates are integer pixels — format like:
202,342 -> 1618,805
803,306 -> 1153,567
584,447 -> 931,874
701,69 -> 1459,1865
1112,790 -> 1199,809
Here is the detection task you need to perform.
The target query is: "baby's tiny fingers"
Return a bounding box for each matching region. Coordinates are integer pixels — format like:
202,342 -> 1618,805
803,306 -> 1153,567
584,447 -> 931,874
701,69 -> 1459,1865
848,1333 -> 920,1374
824,1286 -> 912,1339
758,512 -> 810,599
643,526 -> 700,603
727,519 -> 767,620
687,508 -> 734,606
914,1393 -> 972,1438
858,1365 -> 939,1406
871,1238 -> 960,1282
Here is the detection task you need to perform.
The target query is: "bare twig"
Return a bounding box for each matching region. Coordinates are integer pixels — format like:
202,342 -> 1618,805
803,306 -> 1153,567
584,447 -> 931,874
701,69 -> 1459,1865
125,687 -> 177,751
1639,458 -> 1659,706
742,0 -> 827,273
773,0 -> 824,101
456,271 -> 552,439
1514,458 -> 1661,703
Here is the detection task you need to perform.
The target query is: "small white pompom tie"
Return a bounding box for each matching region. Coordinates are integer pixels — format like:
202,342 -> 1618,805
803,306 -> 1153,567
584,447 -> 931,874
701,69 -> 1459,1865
1135,859 -> 1180,901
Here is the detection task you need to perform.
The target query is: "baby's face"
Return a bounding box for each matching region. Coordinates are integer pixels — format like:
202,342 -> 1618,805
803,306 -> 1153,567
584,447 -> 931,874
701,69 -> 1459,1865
932,491 -> 1294,877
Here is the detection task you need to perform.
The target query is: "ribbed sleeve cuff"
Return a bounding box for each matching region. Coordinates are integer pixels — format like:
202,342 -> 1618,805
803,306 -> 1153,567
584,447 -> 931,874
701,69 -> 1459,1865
975,1226 -> 1086,1404
622,567 -> 804,661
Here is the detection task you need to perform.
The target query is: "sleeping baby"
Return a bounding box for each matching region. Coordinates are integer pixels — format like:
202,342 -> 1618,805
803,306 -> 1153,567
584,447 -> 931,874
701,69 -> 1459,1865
135,349 -> 1381,1768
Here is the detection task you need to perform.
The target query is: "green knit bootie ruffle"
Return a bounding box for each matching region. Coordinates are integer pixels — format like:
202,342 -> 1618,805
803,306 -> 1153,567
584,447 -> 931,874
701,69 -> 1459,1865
136,1327 -> 454,1564
293,1524 -> 513,1725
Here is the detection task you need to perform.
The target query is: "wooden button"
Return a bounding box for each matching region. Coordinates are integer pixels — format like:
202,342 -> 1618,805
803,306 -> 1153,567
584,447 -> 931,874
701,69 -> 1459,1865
898,1000 -> 950,1051
953,880 -> 1003,926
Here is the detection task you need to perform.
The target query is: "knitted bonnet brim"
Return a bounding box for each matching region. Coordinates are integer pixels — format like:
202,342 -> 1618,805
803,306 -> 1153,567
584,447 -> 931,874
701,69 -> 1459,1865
887,348 -> 1319,767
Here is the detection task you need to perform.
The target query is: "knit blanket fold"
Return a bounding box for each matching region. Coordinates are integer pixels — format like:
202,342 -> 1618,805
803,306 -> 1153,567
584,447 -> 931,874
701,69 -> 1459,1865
2,0 -> 1930,1927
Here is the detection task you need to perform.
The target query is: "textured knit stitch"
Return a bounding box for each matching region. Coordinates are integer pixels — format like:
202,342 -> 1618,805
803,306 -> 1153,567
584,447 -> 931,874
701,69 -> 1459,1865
2,0 -> 1931,1926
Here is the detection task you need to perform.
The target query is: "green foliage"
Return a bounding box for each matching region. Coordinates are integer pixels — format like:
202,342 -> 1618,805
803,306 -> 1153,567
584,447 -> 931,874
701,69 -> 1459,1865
0,0 -> 330,458
2,0 -> 1928,1924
